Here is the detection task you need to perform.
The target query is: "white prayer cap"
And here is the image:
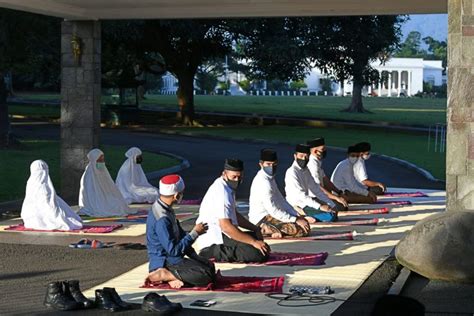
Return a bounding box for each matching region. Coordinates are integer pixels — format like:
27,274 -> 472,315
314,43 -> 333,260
87,148 -> 104,162
159,174 -> 185,196
125,147 -> 142,159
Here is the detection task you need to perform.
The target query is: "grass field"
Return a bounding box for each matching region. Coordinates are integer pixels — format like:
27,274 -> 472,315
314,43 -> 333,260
12,93 -> 447,126
0,140 -> 179,202
162,124 -> 446,180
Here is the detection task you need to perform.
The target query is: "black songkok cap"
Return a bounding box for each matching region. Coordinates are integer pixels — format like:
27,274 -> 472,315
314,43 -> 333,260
355,142 -> 371,152
224,158 -> 244,171
347,145 -> 360,154
260,149 -> 277,162
307,138 -> 325,148
295,144 -> 310,154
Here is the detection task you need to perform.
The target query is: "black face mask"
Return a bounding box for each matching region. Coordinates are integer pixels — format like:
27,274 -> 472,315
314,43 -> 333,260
317,150 -> 327,159
296,158 -> 309,169
225,179 -> 241,191
263,165 -> 277,177
136,156 -> 143,164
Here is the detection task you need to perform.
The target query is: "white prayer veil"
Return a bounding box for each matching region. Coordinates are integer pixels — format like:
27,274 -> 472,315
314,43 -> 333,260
21,160 -> 83,230
78,148 -> 130,217
115,147 -> 159,204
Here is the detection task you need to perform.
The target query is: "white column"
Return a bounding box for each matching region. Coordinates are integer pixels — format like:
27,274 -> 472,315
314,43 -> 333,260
387,72 -> 392,97
378,71 -> 382,97
408,71 -> 412,96
397,70 -> 401,97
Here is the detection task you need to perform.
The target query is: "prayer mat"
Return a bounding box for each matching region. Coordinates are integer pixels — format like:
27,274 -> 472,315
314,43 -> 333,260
80,209 -> 148,223
180,199 -> 202,205
267,230 -> 355,241
116,212 -> 196,223
211,252 -> 328,266
141,270 -> 284,293
374,201 -> 412,206
312,218 -> 379,226
383,192 -> 428,198
5,224 -> 123,234
339,208 -> 389,216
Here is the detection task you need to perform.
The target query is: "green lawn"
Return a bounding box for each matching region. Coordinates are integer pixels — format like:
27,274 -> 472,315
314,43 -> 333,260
12,93 -> 447,126
162,125 -> 446,180
142,95 -> 447,126
0,140 -> 179,202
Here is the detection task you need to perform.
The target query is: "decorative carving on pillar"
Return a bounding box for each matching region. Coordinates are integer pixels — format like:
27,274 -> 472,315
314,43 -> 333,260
71,35 -> 83,66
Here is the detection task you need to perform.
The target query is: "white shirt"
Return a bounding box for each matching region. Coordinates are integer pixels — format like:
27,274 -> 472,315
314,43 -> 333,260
331,158 -> 369,196
21,160 -> 83,231
285,161 -> 335,209
307,154 -> 326,185
116,147 -> 159,204
249,169 -> 299,225
195,177 -> 239,249
353,158 -> 369,183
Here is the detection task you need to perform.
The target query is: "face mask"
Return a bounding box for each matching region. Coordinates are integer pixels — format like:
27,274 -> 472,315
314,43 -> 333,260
317,150 -> 327,160
362,154 -> 371,161
96,162 -> 106,170
225,178 -> 241,191
263,165 -> 277,177
175,193 -> 183,204
296,158 -> 309,169
135,156 -> 143,164
348,157 -> 358,164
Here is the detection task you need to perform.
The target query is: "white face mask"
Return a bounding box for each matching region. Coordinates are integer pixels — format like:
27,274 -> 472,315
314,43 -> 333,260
96,162 -> 106,170
348,157 -> 359,164
362,154 -> 371,160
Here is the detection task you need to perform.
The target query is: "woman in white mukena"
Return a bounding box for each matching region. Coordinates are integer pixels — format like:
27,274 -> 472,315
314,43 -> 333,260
21,160 -> 83,230
79,148 -> 130,217
115,147 -> 159,204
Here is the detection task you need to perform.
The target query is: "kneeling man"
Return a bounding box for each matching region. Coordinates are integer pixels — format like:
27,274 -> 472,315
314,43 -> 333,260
146,175 -> 215,289
249,149 -> 310,238
331,146 -> 377,204
353,142 -> 386,195
197,159 -> 270,263
285,144 -> 339,223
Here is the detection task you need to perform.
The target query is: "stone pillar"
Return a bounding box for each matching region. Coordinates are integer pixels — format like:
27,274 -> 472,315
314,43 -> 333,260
60,20 -> 101,203
446,0 -> 474,212
378,73 -> 382,97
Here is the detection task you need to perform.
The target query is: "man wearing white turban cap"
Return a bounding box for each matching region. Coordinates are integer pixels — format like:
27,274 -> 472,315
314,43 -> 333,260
116,147 -> 159,204
21,160 -> 83,230
79,148 -> 130,217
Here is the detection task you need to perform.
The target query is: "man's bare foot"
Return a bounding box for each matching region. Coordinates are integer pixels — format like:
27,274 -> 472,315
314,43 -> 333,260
271,231 -> 283,238
168,280 -> 184,289
305,216 -> 317,224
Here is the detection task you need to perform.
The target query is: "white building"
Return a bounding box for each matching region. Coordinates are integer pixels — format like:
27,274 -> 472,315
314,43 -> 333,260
159,57 -> 444,97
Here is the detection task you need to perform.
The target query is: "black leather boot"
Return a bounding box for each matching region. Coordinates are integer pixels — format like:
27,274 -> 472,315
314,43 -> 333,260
64,280 -> 94,309
158,295 -> 183,311
141,292 -> 175,313
43,281 -> 80,311
103,287 -> 132,310
95,289 -> 122,312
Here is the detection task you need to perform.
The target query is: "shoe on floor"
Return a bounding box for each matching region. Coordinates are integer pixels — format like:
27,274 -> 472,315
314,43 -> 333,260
43,281 -> 81,311
142,292 -> 177,313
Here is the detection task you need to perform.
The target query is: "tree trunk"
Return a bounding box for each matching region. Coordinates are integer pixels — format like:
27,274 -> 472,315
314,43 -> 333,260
342,79 -> 369,113
176,71 -> 195,126
340,80 -> 345,97
0,71 -> 10,148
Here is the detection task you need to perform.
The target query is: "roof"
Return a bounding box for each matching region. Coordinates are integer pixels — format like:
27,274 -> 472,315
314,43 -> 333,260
0,0 -> 447,20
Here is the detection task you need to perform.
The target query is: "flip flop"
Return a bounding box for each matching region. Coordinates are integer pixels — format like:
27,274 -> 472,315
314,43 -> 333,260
69,239 -> 108,249
69,238 -> 90,248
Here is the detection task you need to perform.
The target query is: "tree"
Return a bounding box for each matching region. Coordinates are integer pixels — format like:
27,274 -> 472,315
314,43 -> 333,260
143,20 -> 233,125
395,31 -> 425,58
423,36 -> 447,70
308,16 -> 405,112
289,80 -> 307,91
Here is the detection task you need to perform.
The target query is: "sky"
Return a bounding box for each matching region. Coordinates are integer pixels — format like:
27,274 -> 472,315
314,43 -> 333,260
402,14 -> 447,42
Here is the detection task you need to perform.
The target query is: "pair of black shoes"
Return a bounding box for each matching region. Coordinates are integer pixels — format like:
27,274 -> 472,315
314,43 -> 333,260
95,287 -> 133,312
44,280 -> 94,311
142,292 -> 182,313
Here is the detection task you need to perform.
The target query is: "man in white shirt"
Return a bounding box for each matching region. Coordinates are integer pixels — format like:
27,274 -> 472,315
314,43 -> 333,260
331,145 -> 377,204
284,144 -> 338,223
354,142 -> 386,195
249,149 -> 310,238
196,159 -> 270,263
306,138 -> 348,210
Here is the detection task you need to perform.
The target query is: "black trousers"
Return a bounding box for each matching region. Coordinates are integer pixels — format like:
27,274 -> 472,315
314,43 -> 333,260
166,257 -> 216,287
369,186 -> 385,196
199,232 -> 269,263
